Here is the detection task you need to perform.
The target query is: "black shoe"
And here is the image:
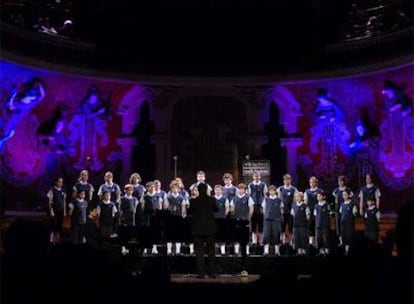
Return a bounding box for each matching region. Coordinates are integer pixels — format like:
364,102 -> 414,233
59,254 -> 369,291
196,274 -> 206,279
207,273 -> 218,279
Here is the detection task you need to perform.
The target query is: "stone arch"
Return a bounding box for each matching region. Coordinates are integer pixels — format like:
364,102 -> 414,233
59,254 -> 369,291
167,87 -> 251,184
262,85 -> 302,181
116,84 -> 153,182
165,87 -> 252,133
117,84 -> 150,135
262,85 -> 302,135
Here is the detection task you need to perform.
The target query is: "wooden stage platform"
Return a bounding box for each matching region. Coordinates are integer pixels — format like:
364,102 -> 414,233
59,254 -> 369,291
170,273 -> 260,284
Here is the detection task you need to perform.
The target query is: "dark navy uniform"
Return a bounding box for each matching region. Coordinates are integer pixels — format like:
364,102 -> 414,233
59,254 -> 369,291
291,203 -> 310,252
305,187 -> 322,237
247,181 -> 267,235
166,193 -> 186,242
277,185 -> 297,236
314,201 -> 331,251
339,200 -> 358,246
47,186 -> 66,233
364,207 -> 380,243
262,196 -> 283,245
69,199 -> 88,243
97,201 -> 117,240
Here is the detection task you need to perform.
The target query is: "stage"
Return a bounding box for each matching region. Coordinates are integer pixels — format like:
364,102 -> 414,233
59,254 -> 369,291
170,273 -> 260,284
115,249 -> 410,304
1,213 -> 410,304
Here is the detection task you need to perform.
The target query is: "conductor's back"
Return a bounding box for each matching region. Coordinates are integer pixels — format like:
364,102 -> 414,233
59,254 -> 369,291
188,183 -> 218,236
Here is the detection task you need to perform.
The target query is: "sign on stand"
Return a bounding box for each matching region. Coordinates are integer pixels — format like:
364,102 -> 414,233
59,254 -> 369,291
242,159 -> 271,185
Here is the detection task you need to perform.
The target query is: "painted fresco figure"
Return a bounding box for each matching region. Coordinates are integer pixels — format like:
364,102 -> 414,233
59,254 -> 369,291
382,79 -> 412,117
378,79 -> 414,178
0,79 -> 45,151
310,88 -> 350,155
36,107 -> 73,154
348,118 -> 378,157
309,89 -> 350,180
70,85 -> 111,170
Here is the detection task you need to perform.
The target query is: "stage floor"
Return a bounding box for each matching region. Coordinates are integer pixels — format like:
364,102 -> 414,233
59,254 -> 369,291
1,213 -> 409,304
170,273 -> 260,284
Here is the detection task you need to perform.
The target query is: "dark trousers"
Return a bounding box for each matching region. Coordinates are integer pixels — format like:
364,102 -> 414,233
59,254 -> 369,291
282,213 -> 293,234
364,229 -> 379,243
99,224 -> 113,240
263,220 -> 282,245
71,224 -> 85,244
316,227 -> 330,249
194,234 -> 216,276
233,219 -> 249,267
50,211 -> 64,232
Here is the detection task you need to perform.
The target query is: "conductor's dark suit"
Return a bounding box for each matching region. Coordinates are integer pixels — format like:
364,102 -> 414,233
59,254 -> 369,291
188,183 -> 218,278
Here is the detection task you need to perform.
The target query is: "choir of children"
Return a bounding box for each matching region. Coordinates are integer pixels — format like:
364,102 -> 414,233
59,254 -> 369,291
49,169 -> 382,258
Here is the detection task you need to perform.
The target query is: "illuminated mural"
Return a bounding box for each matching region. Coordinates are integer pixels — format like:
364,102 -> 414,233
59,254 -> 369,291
0,60 -> 413,212
1,79 -> 45,151
68,85 -> 111,171
1,79 -> 47,186
309,88 -> 350,181
378,112 -> 414,179
376,80 -> 414,187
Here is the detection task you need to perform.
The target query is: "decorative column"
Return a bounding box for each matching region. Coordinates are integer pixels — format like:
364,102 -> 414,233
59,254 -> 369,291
147,85 -> 179,183
116,137 -> 137,184
280,137 -> 303,180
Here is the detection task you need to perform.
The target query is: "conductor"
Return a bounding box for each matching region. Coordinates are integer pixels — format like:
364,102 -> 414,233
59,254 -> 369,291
188,182 -> 218,279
